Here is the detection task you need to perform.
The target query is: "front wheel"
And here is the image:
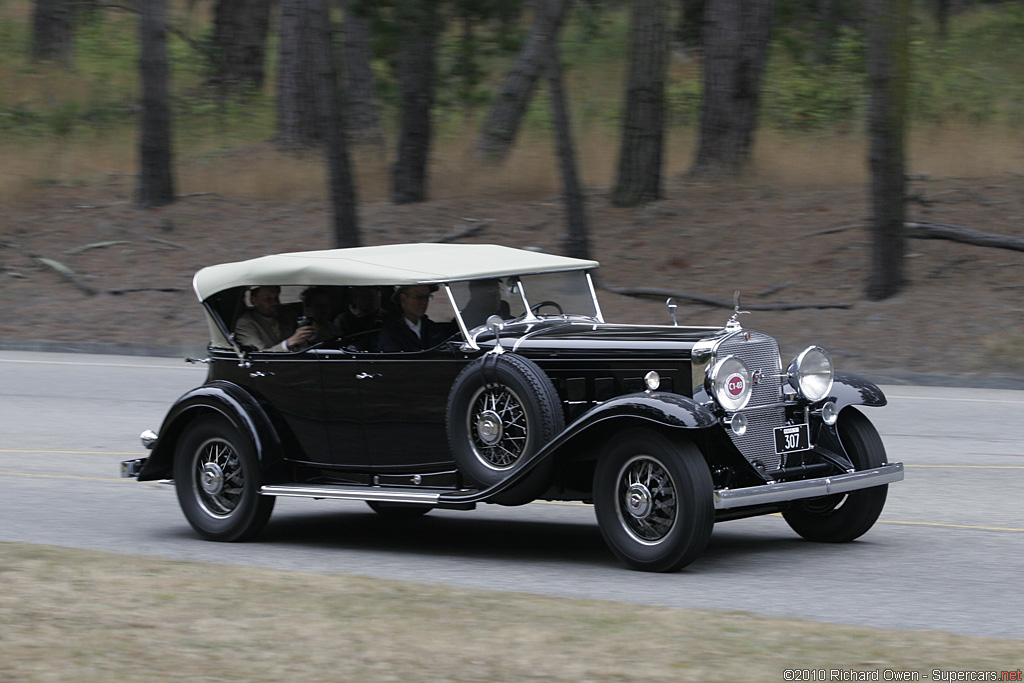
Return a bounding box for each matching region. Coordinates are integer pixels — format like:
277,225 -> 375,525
593,429 -> 714,572
174,414 -> 275,542
783,408 -> 889,543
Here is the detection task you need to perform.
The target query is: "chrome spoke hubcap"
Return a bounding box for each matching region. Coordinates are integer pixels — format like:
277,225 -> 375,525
468,385 -> 529,470
193,438 -> 244,518
616,456 -> 678,544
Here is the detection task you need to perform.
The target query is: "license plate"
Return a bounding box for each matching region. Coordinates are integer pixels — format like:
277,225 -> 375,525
774,424 -> 810,454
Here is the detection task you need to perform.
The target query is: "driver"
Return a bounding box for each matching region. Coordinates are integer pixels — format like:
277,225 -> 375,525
378,285 -> 449,352
459,278 -> 511,329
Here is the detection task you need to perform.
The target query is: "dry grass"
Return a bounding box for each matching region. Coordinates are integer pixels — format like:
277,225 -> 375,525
1,542 -> 1021,682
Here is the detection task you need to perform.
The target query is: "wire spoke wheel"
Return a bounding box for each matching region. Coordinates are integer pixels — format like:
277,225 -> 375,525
468,384 -> 530,469
594,429 -> 713,572
174,415 -> 274,542
616,456 -> 679,544
192,437 -> 244,517
782,408 -> 889,543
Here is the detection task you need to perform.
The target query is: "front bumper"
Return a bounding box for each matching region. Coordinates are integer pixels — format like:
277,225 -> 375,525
713,462 -> 904,510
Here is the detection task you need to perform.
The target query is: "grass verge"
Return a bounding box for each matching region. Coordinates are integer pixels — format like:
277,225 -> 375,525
1,542 -> 1020,681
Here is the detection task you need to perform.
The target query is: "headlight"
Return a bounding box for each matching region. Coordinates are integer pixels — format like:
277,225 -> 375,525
788,346 -> 834,402
708,355 -> 752,412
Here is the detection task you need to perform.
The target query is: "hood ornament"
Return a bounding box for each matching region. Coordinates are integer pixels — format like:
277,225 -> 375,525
725,290 -> 750,331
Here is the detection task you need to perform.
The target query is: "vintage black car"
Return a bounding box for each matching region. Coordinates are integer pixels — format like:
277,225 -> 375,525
123,243 -> 903,572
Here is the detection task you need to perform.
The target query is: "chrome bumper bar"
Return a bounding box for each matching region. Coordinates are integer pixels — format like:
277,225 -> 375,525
713,462 -> 904,510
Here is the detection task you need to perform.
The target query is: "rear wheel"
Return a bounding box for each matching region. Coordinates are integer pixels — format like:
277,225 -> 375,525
593,429 -> 714,572
174,414 -> 274,542
783,408 -> 889,542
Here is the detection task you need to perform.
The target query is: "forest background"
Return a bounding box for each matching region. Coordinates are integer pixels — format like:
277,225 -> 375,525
1,0 -> 1023,384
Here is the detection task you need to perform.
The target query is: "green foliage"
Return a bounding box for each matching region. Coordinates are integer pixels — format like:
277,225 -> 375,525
3,0 -> 1024,153
760,26 -> 866,132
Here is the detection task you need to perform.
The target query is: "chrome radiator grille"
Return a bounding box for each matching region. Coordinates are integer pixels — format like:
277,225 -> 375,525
717,332 -> 786,471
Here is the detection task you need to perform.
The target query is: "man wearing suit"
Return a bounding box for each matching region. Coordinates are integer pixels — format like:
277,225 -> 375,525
377,284 -> 449,352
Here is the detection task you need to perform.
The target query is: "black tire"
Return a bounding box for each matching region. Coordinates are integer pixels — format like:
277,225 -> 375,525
593,429 -> 714,572
174,414 -> 275,542
446,353 -> 564,503
366,501 -> 433,518
783,408 -> 889,543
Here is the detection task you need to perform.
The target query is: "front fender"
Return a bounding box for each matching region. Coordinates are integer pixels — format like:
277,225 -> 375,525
137,381 -> 286,481
831,372 -> 887,410
439,392 -> 717,505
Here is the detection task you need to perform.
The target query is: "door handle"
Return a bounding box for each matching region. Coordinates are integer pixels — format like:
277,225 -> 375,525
249,371 -> 275,378
356,372 -> 381,380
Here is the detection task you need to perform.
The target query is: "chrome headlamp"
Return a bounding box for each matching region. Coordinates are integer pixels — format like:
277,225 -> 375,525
788,346 -> 834,403
707,355 -> 752,412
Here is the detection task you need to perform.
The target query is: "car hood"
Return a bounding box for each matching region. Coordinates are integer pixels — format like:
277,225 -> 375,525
492,320 -> 731,358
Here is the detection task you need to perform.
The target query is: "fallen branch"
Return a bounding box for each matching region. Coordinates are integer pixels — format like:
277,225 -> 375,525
597,282 -> 851,311
427,219 -> 494,244
108,286 -> 185,295
34,258 -> 97,296
800,224 -> 859,238
65,240 -> 130,255
905,222 -> 1024,253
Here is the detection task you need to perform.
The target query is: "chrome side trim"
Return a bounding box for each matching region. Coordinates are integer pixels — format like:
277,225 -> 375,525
260,484 -> 443,504
713,462 -> 904,510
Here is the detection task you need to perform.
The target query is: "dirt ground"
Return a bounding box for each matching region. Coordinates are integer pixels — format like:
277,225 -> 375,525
2,168 -> 1023,386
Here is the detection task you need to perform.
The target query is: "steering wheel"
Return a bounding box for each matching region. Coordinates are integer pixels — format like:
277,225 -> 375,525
530,300 -> 563,315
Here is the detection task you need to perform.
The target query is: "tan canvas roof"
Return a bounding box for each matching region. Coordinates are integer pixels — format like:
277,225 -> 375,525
192,243 -> 598,301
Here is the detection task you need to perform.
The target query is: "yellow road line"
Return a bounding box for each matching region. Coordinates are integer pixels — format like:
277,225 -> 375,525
0,471 -> 128,482
876,519 -> 1024,533
906,464 -> 1024,470
0,449 -> 142,455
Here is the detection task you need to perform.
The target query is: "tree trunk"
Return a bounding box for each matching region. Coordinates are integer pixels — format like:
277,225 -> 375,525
611,0 -> 669,207
865,0 -> 910,300
676,0 -> 705,48
31,0 -> 74,67
311,0 -> 360,247
212,0 -> 272,91
689,0 -> 774,178
136,0 -> 175,209
341,0 -> 383,145
277,0 -> 325,148
548,46 -> 589,260
474,0 -> 571,163
390,0 -> 441,204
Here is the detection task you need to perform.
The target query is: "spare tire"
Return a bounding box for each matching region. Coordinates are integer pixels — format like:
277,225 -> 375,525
446,353 -> 564,503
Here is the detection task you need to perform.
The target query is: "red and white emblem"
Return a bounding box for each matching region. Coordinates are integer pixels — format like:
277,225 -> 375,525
726,372 -> 746,398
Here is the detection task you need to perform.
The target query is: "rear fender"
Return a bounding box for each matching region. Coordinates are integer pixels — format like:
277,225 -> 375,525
137,381 -> 285,481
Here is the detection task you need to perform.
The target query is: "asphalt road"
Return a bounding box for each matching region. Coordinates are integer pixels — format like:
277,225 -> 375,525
2,350 -> 1022,639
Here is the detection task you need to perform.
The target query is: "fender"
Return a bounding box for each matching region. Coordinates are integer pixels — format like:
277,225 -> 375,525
831,372 -> 887,411
137,381 -> 286,482
439,392 -> 717,505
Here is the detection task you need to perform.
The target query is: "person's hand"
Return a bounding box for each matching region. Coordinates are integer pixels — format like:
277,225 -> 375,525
287,324 -> 318,350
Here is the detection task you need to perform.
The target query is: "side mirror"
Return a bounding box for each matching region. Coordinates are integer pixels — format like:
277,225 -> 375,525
486,315 -> 505,354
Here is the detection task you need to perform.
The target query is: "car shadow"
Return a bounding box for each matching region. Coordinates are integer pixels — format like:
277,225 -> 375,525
256,508 -> 617,568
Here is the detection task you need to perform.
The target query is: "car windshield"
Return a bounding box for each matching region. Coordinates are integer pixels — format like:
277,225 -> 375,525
448,270 -> 600,331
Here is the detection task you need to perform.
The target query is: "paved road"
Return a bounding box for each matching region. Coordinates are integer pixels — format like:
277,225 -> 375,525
1,350 -> 1022,639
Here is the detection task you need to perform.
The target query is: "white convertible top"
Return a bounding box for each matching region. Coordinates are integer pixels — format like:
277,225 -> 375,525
193,243 -> 598,301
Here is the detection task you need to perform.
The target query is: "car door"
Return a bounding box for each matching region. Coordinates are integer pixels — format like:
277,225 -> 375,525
235,349 -> 332,463
315,347 -> 370,465
346,345 -> 467,469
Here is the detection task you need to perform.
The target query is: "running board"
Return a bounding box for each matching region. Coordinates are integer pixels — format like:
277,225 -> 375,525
713,462 -> 904,510
260,483 -> 468,506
